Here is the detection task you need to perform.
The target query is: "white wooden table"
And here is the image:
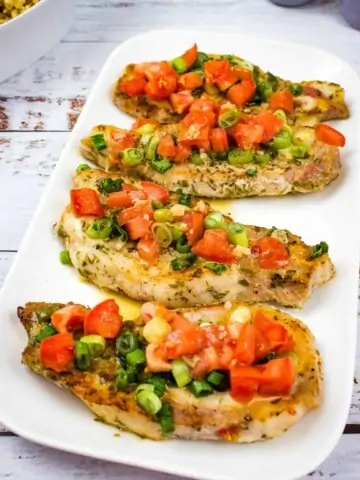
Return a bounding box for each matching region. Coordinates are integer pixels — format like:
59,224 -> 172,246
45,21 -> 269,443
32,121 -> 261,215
1,0 -> 360,478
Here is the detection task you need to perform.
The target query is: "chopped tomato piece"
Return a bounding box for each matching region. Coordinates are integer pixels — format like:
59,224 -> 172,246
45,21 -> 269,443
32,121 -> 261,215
230,365 -> 262,402
145,67 -> 178,100
134,61 -> 176,81
204,59 -> 230,85
269,89 -> 294,113
182,44 -> 198,68
252,111 -> 283,143
235,323 -> 256,365
51,305 -> 89,333
120,73 -> 147,96
178,72 -> 203,91
131,118 -> 160,131
70,188 -> 104,217
126,215 -> 151,240
163,323 -> 205,359
210,127 -> 229,153
217,69 -> 238,91
110,130 -> 136,153
179,122 -> 210,150
233,66 -> 253,81
117,202 -> 153,225
227,78 -> 256,107
190,98 -> 217,114
191,346 -> 224,378
235,123 -> 264,149
39,333 -> 75,373
157,134 -> 177,158
183,211 -> 204,246
192,229 -> 236,263
173,143 -> 191,163
145,344 -> 171,373
122,184 -> 148,203
259,357 -> 295,396
170,91 -> 194,114
107,191 -> 133,209
253,310 -> 293,355
302,85 -> 320,97
137,235 -> 160,264
315,124 -> 346,147
254,236 -> 290,269
141,181 -> 170,203
84,299 -> 123,339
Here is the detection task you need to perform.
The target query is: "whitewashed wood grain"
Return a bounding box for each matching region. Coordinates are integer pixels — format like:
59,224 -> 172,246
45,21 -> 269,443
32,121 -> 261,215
1,434 -> 360,480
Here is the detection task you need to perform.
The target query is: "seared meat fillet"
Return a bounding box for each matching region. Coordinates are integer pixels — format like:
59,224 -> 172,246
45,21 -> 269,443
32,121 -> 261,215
80,125 -> 341,199
56,169 -> 335,308
19,301 -> 323,442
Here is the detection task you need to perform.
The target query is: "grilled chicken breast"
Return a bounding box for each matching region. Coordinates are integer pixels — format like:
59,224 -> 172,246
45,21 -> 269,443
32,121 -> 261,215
19,301 -> 323,442
80,124 -> 341,199
113,51 -> 349,126
56,169 -> 335,308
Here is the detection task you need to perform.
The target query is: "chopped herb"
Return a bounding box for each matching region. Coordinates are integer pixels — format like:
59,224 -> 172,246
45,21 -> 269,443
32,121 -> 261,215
35,325 -> 57,342
288,84 -> 303,96
176,188 -> 192,207
204,262 -> 226,274
91,133 -> 107,151
150,158 -> 173,173
310,241 -> 329,259
76,164 -> 91,174
98,177 -> 124,194
171,253 -> 197,271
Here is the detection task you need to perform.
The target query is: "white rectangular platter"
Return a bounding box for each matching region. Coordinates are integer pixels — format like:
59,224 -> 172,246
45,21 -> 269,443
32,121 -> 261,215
0,29 -> 359,480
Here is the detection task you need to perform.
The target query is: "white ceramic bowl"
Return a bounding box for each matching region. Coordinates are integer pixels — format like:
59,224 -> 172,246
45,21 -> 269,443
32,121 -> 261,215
0,0 -> 74,84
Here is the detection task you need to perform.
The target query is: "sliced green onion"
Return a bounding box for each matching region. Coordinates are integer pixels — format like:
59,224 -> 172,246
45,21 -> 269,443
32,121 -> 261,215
215,152 -> 228,161
204,262 -> 226,274
273,128 -> 292,150
204,212 -> 227,230
274,109 -> 287,123
193,52 -> 209,69
206,371 -> 225,387
218,108 -> 240,128
59,249 -> 72,265
126,365 -> 138,384
265,226 -> 277,237
98,177 -> 124,194
246,168 -> 257,176
152,200 -> 164,210
288,84 -> 303,96
157,402 -> 175,434
172,57 -> 187,74
254,152 -> 271,164
227,222 -> 249,247
126,348 -> 146,366
35,305 -> 62,323
91,133 -> 107,151
86,218 -> 113,240
150,158 -> 173,173
136,390 -> 162,415
116,331 -> 139,357
136,124 -> 156,136
290,143 -> 308,159
148,376 -> 167,398
146,133 -> 161,161
122,148 -> 144,166
75,341 -> 91,371
35,325 -> 57,342
116,368 -> 129,390
135,383 -> 155,395
154,208 -> 173,223
228,148 -> 254,165
189,379 -> 213,398
151,222 -> 173,248
171,253 -> 197,271
177,191 -> 192,207
310,241 -> 329,259
176,236 -> 191,253
112,222 -> 128,241
79,334 -> 106,358
171,359 -> 192,388
76,164 -> 91,174
257,81 -> 273,102
171,222 -> 187,241
189,152 -> 204,165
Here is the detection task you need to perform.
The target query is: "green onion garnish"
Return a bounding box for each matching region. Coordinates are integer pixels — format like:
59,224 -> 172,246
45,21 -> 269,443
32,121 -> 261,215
145,134 -> 161,161
75,341 -> 91,371
218,108 -> 240,129
254,152 -> 271,164
86,218 -> 113,240
189,379 -> 213,398
189,152 -> 204,165
176,236 -> 191,253
76,164 -> 91,175
288,84 -> 303,96
126,348 -> 146,367
35,305 -> 62,323
290,143 -> 308,159
154,208 -> 173,223
171,57 -> 188,74
246,168 -> 257,176
310,241 -> 329,259
215,151 -> 228,161
150,158 -> 173,173
206,371 -> 225,387
79,334 -> 106,358
59,249 -> 72,265
91,133 -> 107,151
204,262 -> 226,274
228,148 -> 254,165
226,222 -> 249,247
273,127 -> 292,150
116,331 -> 139,357
35,325 -> 57,342
273,109 -> 287,123
152,223 -> 173,248
171,359 -> 192,388
265,226 -> 277,237
122,148 -> 144,166
116,368 -> 129,390
148,375 -> 167,398
136,390 -> 162,415
178,193 -> 191,207
171,253 -> 197,271
98,177 -> 124,194
204,212 -> 227,230
157,402 -> 175,434
192,51 -> 209,69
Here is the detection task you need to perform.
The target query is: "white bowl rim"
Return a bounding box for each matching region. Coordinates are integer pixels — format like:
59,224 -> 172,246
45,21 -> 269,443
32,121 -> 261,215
0,0 -> 52,31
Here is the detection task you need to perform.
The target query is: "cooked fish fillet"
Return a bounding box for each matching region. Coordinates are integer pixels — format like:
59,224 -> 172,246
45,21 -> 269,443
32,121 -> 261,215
80,125 -> 341,199
19,301 -> 323,442
113,53 -> 349,126
56,169 -> 335,308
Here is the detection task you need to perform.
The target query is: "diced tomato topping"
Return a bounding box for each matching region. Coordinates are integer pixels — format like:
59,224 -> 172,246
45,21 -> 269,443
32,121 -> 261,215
235,323 -> 256,365
204,59 -> 230,85
145,344 -> 172,373
190,98 -> 217,114
157,134 -> 177,158
230,365 -> 262,402
169,91 -> 194,114
107,191 -> 133,209
210,128 -> 229,153
144,65 -> 178,100
117,202 -> 153,225
173,143 -> 191,163
269,89 -> 294,113
315,124 -> 346,147
163,323 -> 206,359
227,78 -> 256,107
51,305 -> 89,333
259,357 -> 295,396
178,72 -> 203,91
183,211 -> 204,246
182,44 -> 198,68
302,85 -> 320,97
110,130 -> 136,153
84,299 -> 123,339
252,111 -> 284,143
137,235 -> 160,264
179,122 -> 210,150
131,118 -> 160,131
39,333 -> 75,373
254,236 -> 290,269
122,184 -> 148,203
134,61 -> 175,81
70,188 -> 104,217
192,229 -> 236,263
217,69 -> 238,91
253,310 -> 293,356
141,181 -> 170,203
126,215 -> 151,240
234,123 -> 264,150
120,73 -> 147,96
